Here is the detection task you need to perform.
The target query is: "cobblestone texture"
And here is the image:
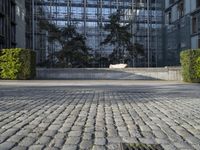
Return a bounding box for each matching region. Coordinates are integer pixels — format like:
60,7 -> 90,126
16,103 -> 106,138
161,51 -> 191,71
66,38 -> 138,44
0,81 -> 200,150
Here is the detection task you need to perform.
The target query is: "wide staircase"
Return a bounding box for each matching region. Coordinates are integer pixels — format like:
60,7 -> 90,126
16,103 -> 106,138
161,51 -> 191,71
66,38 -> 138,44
36,68 -> 182,81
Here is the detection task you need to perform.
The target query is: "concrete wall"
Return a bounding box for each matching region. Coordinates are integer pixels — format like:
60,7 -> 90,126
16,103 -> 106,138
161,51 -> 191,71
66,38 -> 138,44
165,0 -> 169,9
185,0 -> 191,15
191,36 -> 198,49
16,0 -> 26,48
36,67 -> 182,81
171,5 -> 178,22
191,0 -> 197,12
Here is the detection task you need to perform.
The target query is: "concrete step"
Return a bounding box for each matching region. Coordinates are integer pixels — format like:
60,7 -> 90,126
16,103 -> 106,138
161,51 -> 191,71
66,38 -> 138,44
36,68 -> 182,81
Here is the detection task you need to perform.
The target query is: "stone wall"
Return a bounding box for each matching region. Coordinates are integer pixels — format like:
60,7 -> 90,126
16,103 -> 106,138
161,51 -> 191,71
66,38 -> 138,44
36,67 -> 182,81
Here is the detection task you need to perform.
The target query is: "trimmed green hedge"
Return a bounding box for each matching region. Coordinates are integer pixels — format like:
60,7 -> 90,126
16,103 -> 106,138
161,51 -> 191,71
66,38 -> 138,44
180,49 -> 200,83
0,48 -> 36,79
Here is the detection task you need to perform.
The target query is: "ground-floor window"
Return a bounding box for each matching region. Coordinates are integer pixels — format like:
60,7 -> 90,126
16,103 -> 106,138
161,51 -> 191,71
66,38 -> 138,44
192,16 -> 197,34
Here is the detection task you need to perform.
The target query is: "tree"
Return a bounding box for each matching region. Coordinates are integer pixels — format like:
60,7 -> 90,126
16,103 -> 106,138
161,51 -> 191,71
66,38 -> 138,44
101,10 -> 144,66
55,25 -> 92,67
38,21 -> 91,67
127,43 -> 144,67
101,10 -> 132,64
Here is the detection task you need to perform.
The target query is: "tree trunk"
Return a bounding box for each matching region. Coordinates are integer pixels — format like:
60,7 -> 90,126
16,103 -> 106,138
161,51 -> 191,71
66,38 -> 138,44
132,56 -> 135,67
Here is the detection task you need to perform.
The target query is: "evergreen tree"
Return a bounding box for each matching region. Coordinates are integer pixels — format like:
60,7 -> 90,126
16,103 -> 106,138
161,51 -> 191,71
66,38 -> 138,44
101,10 -> 143,65
39,21 -> 91,67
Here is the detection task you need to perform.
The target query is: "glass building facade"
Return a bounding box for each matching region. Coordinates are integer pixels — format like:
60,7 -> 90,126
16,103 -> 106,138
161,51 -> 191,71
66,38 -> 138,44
0,0 -> 16,49
131,0 -> 164,67
33,0 -> 164,67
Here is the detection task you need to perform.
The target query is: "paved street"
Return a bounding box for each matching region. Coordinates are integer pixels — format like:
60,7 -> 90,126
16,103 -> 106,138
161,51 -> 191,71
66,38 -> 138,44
0,80 -> 200,150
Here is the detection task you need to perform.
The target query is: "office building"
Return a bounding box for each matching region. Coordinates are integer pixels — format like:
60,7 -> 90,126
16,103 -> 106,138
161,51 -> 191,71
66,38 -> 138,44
33,0 -> 164,67
0,0 -> 16,49
164,0 -> 200,65
130,0 -> 164,67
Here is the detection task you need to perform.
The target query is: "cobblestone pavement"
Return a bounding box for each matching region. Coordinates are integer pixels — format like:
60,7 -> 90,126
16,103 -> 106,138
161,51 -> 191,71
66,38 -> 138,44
0,81 -> 200,150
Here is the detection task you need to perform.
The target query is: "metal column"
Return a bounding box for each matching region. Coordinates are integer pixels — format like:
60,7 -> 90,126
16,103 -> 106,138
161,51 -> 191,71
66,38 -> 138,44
84,0 -> 87,37
147,0 -> 150,67
32,0 -> 35,51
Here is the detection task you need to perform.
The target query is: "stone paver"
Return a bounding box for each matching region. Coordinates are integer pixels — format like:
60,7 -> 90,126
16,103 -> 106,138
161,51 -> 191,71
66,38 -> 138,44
0,80 -> 200,149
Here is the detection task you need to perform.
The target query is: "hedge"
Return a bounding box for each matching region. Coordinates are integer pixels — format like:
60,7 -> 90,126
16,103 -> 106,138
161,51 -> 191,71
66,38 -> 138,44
0,48 -> 36,79
180,49 -> 200,83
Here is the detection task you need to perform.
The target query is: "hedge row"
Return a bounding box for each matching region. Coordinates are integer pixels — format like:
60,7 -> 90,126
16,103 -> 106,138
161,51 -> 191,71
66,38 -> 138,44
0,48 -> 36,80
180,49 -> 200,83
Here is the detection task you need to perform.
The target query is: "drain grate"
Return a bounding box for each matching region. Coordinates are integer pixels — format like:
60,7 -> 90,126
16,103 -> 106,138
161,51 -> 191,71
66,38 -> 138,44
120,143 -> 164,150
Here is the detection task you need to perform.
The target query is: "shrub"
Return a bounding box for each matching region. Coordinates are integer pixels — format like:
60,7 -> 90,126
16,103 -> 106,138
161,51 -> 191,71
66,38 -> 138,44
0,48 -> 36,79
180,49 -> 200,83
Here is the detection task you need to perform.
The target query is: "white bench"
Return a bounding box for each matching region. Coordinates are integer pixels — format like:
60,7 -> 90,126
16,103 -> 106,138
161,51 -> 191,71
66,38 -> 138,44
109,64 -> 127,69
